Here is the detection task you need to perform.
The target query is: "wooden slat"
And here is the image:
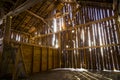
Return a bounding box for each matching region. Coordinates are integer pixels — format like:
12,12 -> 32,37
32,16 -> 115,39
54,49 -> 58,68
31,46 -> 34,74
48,48 -> 53,70
52,49 -> 54,68
39,47 -> 42,72
33,47 -> 40,73
41,47 -> 47,71
22,45 -> 32,74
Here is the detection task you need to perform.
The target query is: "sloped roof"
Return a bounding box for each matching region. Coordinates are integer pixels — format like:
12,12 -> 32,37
0,0 -> 113,35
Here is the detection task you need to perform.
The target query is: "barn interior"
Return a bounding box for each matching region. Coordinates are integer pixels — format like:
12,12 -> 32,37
0,0 -> 120,80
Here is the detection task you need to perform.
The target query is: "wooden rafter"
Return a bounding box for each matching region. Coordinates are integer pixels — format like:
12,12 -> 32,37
1,0 -> 42,20
26,10 -> 49,26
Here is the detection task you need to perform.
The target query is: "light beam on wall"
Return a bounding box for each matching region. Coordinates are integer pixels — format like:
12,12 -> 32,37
118,15 -> 120,22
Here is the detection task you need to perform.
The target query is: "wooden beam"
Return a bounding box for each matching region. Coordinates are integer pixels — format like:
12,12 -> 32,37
12,0 -> 24,9
32,16 -> 115,39
10,40 -> 58,49
12,0 -> 40,15
26,10 -> 49,26
1,0 -> 42,20
26,10 -> 53,32
66,44 -> 120,50
3,16 -> 12,44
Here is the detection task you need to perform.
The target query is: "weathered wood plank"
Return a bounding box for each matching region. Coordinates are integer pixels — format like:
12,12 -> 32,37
39,47 -> 42,72
4,16 -> 12,44
31,46 -> 34,74
41,47 -> 47,71
48,48 -> 52,70
9,42 -> 59,74
22,45 -> 32,74
33,47 -> 40,73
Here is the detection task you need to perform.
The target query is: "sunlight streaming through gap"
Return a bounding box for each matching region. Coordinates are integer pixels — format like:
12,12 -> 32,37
11,32 -> 13,39
53,18 -> 57,32
88,27 -> 91,51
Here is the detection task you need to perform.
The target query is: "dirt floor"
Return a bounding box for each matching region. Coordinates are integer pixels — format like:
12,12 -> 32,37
1,68 -> 120,80
29,68 -> 120,80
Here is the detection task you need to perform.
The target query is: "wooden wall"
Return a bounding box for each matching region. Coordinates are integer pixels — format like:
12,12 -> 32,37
20,44 -> 59,74
7,1 -> 119,72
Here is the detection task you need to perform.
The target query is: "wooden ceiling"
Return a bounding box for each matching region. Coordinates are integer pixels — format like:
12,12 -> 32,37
11,0 -> 59,34
0,0 -> 113,35
0,0 -> 27,18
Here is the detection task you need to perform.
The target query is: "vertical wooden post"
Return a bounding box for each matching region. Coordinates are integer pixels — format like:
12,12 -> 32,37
58,32 -> 62,68
3,16 -> 12,45
113,1 -> 120,71
0,15 -> 12,77
113,0 -> 120,38
52,49 -> 54,69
